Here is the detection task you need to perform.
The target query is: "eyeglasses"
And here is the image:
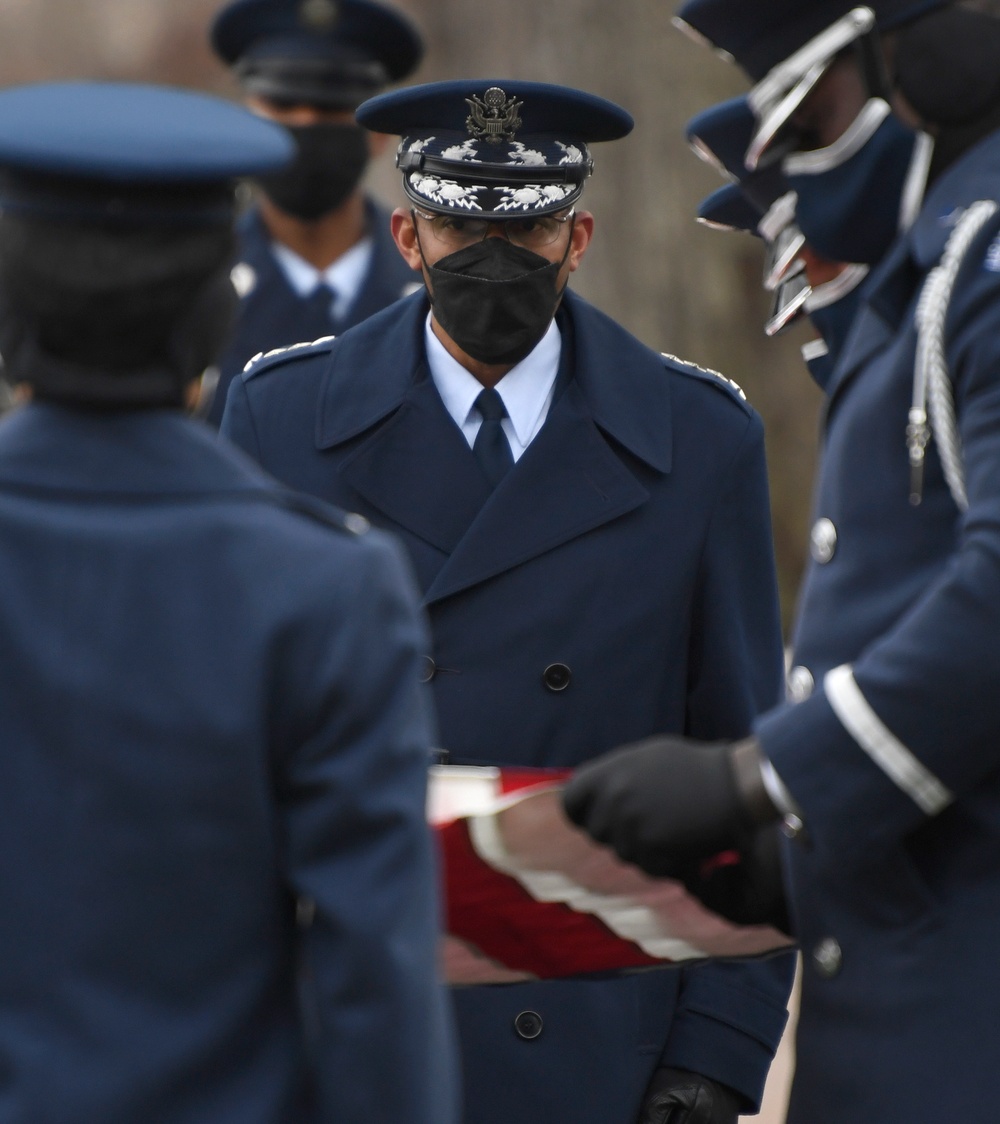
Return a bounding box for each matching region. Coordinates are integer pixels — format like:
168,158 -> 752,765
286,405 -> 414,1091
412,207 -> 575,252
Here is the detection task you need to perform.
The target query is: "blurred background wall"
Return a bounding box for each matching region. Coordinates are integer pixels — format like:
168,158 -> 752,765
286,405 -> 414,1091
0,0 -> 824,634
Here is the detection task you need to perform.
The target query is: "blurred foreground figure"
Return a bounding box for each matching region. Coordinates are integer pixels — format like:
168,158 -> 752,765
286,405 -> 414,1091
0,81 -> 456,1124
222,77 -> 794,1124
567,2 -> 1000,1121
204,0 -> 424,424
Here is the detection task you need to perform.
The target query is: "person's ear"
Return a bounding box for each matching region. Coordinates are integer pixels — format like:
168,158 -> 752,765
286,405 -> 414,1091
567,211 -> 595,272
390,207 -> 424,270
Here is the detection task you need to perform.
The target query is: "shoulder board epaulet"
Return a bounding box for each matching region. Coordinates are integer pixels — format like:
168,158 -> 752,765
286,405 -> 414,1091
273,488 -> 372,538
242,334 -> 338,378
660,351 -> 749,404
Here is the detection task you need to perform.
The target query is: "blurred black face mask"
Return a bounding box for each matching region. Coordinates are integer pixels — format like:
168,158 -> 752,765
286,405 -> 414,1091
255,122 -> 369,220
423,236 -> 571,366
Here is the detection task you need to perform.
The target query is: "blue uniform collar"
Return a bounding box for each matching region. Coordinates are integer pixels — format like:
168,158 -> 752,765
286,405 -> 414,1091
909,128 -> 1000,269
314,287 -> 673,474
0,403 -> 276,495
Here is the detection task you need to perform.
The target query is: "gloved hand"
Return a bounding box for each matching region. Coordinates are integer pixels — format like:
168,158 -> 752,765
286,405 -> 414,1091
563,735 -> 777,878
562,735 -> 791,930
638,1067 -> 743,1124
689,824 -> 791,932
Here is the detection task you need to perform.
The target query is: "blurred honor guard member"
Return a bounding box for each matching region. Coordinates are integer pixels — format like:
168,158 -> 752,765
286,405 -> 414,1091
204,0 -> 424,424
0,82 -> 456,1124
221,79 -> 794,1124
565,2 -> 1000,1121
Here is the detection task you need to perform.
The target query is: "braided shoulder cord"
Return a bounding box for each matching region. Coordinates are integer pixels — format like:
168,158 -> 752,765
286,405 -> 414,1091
911,199 -> 999,511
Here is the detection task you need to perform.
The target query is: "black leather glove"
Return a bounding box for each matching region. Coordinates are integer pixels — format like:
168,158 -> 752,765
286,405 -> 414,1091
688,824 -> 791,932
638,1067 -> 743,1124
563,735 -> 778,877
563,735 -> 791,931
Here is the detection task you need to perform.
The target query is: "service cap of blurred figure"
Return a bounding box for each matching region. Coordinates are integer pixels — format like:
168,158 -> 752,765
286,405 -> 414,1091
684,94 -> 870,387
203,0 -> 425,425
0,79 -> 457,1124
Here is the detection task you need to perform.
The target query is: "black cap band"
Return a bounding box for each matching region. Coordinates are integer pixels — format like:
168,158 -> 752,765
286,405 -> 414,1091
396,149 -> 593,185
236,54 -> 389,109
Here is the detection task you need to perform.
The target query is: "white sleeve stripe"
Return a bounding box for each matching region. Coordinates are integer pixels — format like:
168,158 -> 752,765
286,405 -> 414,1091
824,664 -> 954,816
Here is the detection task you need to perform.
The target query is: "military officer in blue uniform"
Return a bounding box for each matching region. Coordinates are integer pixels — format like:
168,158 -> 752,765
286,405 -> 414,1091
565,3 -> 1000,1121
0,81 -> 456,1124
202,0 -> 424,425
221,78 -> 794,1124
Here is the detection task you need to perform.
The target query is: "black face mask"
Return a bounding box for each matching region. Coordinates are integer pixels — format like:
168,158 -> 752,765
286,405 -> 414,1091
255,122 -> 369,221
423,235 -> 570,366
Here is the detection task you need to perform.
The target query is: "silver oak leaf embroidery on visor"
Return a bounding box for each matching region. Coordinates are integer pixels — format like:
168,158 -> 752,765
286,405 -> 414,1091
440,139 -> 482,162
410,173 -> 486,209
507,142 -> 547,166
556,142 -> 585,165
495,183 -> 575,211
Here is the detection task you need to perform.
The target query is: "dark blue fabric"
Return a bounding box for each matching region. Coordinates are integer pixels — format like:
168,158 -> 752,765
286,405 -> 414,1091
785,111 -> 919,264
222,288 -> 794,1122
676,0 -> 948,80
755,127 -> 1000,1122
0,82 -> 291,188
211,0 -> 423,80
0,403 -> 456,1124
206,198 -> 418,426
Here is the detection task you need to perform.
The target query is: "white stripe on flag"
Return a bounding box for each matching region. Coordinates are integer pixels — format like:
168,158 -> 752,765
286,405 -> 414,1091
468,810 -> 705,962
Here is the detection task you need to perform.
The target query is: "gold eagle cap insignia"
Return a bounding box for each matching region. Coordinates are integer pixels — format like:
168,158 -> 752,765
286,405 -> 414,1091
465,87 -> 523,145
299,0 -> 339,31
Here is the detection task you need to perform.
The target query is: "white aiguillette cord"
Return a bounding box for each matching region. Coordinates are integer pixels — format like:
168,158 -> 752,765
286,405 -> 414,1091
910,199 -> 999,510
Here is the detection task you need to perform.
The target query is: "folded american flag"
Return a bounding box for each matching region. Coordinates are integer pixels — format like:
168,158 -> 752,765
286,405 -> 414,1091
430,765 -> 792,985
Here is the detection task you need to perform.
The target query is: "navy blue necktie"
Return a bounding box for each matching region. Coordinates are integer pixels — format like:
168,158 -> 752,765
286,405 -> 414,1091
473,387 -> 514,487
303,282 -> 336,322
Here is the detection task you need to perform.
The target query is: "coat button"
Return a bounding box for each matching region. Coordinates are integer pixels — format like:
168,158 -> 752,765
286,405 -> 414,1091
418,656 -> 437,684
810,518 -> 838,564
812,936 -> 843,978
514,1010 -> 543,1040
786,665 -> 815,703
542,663 -> 572,692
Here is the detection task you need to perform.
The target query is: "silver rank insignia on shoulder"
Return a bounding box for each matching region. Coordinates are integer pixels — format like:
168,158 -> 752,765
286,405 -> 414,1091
299,0 -> 339,31
230,262 -> 257,299
343,512 -> 371,536
466,87 -> 523,145
661,352 -> 747,400
243,335 -> 338,373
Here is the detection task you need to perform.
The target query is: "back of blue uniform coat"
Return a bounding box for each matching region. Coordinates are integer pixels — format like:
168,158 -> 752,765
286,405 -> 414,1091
0,81 -> 457,1124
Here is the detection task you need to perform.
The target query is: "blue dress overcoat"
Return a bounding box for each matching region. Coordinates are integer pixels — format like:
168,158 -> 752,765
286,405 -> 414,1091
206,198 -> 419,425
222,289 -> 794,1123
756,129 -> 1000,1122
0,403 -> 456,1124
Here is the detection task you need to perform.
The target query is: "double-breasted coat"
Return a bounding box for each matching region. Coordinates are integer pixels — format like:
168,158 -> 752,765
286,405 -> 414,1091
222,288 -> 794,1123
206,198 -> 419,425
756,129 -> 1000,1123
0,402 -> 456,1124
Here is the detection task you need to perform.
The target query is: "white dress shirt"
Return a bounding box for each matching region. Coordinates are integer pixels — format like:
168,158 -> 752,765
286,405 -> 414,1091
424,316 -> 561,462
271,237 -> 374,321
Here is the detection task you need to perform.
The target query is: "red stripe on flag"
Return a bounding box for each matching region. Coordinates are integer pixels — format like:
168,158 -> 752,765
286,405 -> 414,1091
439,817 -> 664,979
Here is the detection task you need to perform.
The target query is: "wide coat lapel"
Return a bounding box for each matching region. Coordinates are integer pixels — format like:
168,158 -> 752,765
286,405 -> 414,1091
314,290 -> 672,603
424,293 -> 673,604
316,295 -> 492,554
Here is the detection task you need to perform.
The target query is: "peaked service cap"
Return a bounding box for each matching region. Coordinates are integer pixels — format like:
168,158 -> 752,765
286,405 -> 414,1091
0,81 -> 293,224
357,78 -> 633,219
212,0 -> 424,110
685,95 -> 789,214
674,0 -> 948,79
